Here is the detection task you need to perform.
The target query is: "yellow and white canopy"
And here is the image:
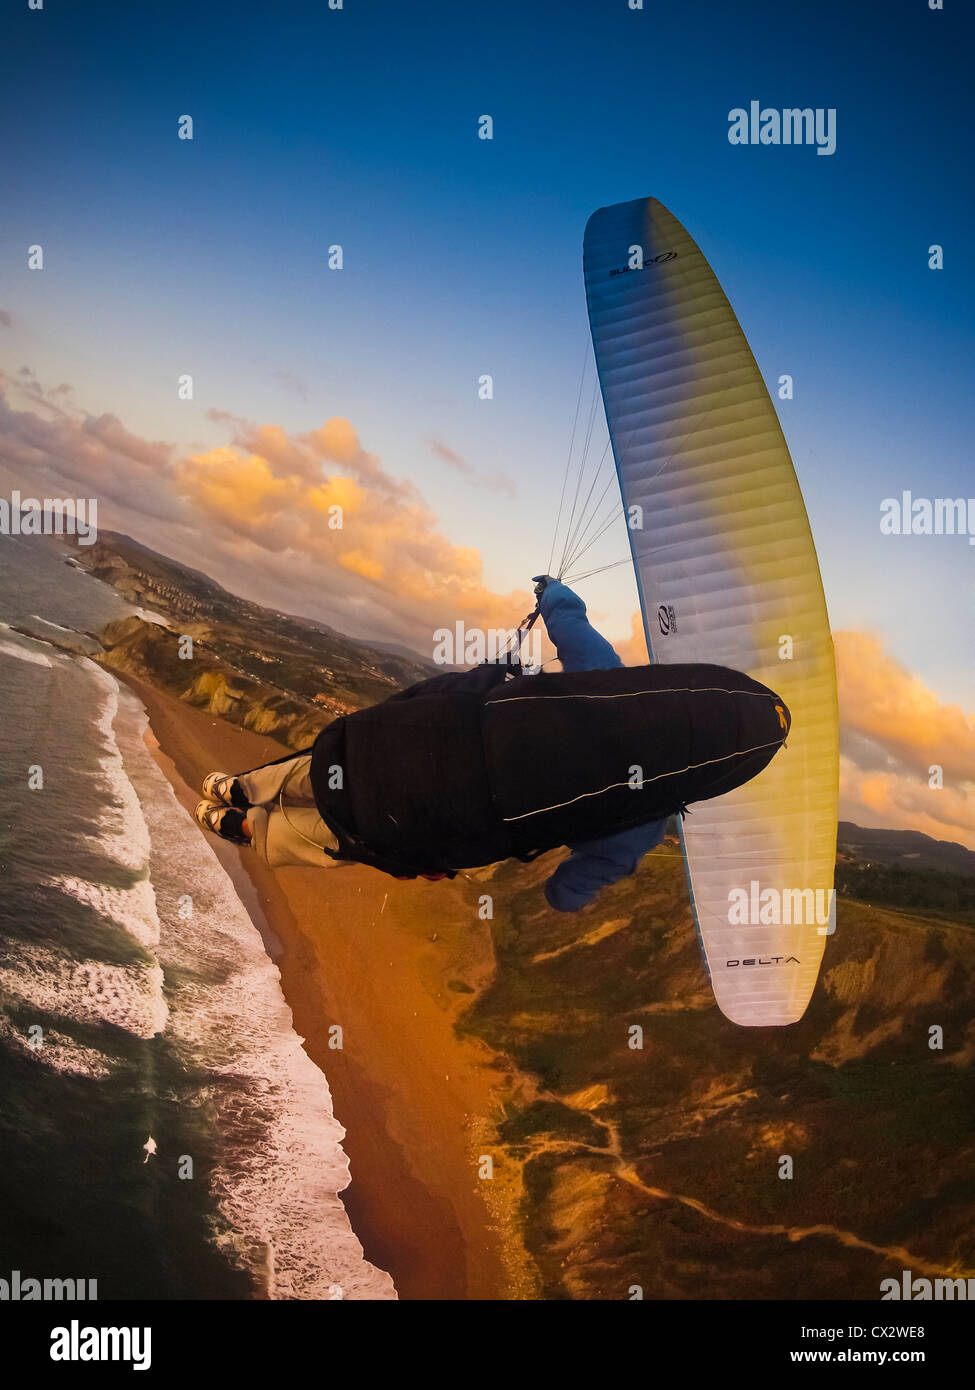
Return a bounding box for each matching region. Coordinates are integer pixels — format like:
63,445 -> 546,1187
583,196 -> 839,1026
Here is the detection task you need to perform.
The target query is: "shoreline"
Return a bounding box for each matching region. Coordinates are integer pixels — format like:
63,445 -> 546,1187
110,667 -> 530,1300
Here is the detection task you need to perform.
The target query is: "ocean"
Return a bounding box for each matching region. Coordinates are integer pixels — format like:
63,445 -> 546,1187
0,533 -> 394,1300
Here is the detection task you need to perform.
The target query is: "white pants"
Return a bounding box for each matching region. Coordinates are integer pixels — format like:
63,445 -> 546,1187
236,754 -> 350,870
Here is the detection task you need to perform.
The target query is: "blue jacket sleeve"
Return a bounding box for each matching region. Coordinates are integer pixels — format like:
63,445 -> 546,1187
536,578 -> 666,910
537,580 -> 622,673
544,820 -> 668,912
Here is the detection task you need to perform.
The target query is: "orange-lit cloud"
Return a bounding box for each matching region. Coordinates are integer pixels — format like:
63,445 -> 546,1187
835,630 -> 975,782
614,610 -> 650,666
839,759 -> 974,850
172,416 -> 530,643
835,630 -> 975,848
0,377 -> 529,655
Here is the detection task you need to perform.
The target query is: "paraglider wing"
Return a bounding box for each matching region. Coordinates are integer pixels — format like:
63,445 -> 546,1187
583,196 -> 839,1026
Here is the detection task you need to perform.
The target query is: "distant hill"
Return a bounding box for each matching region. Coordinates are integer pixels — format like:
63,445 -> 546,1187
58,530 -> 437,744
838,821 -> 975,877
61,529 -> 436,674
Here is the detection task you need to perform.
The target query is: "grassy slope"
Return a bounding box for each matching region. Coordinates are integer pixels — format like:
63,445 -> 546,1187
459,846 -> 975,1299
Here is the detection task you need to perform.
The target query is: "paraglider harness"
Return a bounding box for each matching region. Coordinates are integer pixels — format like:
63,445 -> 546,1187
268,586 -> 698,879
309,598 -> 546,880
240,740 -> 454,880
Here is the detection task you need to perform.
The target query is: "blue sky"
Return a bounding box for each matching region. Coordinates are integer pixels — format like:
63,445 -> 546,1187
2,0 -> 973,708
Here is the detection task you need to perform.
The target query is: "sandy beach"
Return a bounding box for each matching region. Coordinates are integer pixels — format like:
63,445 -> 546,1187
116,670 -> 531,1300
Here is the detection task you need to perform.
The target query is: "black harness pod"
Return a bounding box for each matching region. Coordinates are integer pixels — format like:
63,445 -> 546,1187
307,662 -> 790,878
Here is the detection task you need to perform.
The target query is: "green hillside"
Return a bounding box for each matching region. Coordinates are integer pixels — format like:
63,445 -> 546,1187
458,846 -> 975,1299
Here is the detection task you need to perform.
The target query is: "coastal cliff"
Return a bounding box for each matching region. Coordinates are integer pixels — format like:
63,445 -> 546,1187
96,614 -> 332,748
68,529 -> 435,745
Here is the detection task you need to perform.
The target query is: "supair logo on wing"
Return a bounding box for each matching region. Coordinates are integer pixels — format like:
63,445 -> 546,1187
610,250 -> 678,277
657,604 -> 677,635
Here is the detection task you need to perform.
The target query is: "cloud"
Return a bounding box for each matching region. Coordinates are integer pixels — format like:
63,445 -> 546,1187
834,630 -> 975,782
839,759 -> 975,850
0,381 -> 182,523
835,630 -> 975,848
613,609 -> 650,666
0,378 -> 530,655
174,424 -> 529,647
82,411 -> 173,470
430,438 -> 516,496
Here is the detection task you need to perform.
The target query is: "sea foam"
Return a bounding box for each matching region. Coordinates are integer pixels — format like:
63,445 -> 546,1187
111,682 -> 396,1300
